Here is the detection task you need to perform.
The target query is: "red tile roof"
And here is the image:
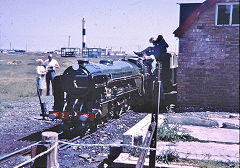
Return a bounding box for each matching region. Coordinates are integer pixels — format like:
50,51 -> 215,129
173,0 -> 221,37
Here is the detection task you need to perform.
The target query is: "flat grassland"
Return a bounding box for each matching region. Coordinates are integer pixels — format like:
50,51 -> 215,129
0,53 -> 126,101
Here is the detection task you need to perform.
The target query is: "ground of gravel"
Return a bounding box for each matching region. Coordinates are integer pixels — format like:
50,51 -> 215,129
58,110 -> 147,168
0,96 -> 61,167
0,96 -> 147,168
0,96 -> 239,168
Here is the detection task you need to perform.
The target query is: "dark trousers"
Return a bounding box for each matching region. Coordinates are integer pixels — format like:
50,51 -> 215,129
141,47 -> 155,56
46,71 -> 55,95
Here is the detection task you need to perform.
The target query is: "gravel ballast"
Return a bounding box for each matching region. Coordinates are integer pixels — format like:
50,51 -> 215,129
0,97 -> 147,167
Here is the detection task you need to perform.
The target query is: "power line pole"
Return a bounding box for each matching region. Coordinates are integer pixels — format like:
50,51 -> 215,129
0,27 -> 1,49
68,36 -> 70,48
0,14 -> 1,49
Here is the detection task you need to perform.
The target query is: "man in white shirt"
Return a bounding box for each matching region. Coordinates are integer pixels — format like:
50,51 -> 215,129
44,54 -> 60,96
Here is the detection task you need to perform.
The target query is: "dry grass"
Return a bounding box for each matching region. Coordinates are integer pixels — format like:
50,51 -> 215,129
0,53 -> 127,101
0,53 -> 75,101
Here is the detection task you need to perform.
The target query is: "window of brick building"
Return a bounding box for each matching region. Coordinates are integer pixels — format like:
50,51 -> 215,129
216,3 -> 239,26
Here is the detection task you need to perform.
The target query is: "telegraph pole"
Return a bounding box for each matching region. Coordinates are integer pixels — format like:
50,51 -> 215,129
68,36 -> 70,48
0,27 -> 1,49
0,14 -> 1,49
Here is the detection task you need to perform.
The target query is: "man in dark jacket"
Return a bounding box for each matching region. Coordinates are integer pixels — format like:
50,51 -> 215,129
134,35 -> 169,62
134,35 -> 172,100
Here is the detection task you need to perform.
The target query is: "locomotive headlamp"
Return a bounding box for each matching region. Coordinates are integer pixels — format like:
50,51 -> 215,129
79,113 -> 95,121
79,114 -> 88,121
49,112 -> 59,119
72,64 -> 79,70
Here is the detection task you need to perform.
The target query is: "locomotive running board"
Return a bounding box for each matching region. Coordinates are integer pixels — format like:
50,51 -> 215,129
99,88 -> 138,105
108,74 -> 141,83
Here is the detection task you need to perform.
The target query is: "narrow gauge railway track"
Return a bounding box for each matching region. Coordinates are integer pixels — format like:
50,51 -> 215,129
0,112 -> 127,167
0,134 -> 79,164
59,112 -> 126,150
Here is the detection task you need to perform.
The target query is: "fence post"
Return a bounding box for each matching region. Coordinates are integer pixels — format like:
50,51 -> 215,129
149,62 -> 161,167
32,132 -> 59,168
42,132 -> 59,168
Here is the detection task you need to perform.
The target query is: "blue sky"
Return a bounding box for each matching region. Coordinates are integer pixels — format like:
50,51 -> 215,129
0,0 -> 204,53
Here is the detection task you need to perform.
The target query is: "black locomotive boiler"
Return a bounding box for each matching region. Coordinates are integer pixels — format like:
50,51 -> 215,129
49,55 -> 176,135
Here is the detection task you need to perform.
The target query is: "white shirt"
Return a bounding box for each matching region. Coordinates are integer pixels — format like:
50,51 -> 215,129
36,65 -> 46,77
145,55 -> 156,73
44,59 -> 59,71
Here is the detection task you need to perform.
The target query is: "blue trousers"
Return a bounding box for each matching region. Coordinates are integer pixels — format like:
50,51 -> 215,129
46,71 -> 55,95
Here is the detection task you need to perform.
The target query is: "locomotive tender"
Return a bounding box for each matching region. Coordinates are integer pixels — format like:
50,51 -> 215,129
49,55 -> 175,135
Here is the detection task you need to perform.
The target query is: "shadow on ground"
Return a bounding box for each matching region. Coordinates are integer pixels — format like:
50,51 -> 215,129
18,125 -> 61,142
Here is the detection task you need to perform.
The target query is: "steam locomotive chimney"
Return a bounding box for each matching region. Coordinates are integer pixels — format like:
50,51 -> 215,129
78,59 -> 89,65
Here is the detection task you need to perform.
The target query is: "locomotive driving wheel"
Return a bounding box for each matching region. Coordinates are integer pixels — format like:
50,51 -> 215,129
113,99 -> 129,119
61,120 -> 86,137
61,120 -> 76,137
125,98 -> 131,112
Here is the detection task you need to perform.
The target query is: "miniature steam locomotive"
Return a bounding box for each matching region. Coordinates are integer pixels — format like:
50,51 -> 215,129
49,54 -> 176,135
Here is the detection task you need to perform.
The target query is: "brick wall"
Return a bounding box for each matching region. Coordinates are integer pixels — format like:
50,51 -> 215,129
177,0 -> 239,111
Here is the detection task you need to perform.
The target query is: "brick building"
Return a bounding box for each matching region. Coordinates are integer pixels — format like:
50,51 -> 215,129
174,0 -> 239,111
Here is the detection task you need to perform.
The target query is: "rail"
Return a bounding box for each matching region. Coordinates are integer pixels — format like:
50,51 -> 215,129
0,141 -> 41,162
14,143 -> 58,168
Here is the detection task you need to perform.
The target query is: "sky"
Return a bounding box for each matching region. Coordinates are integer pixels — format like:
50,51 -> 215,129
0,0 -> 205,54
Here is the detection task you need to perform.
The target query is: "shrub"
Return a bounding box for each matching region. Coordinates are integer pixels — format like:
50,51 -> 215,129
158,118 -> 180,142
158,104 -> 199,142
156,149 -> 180,164
130,147 -> 142,157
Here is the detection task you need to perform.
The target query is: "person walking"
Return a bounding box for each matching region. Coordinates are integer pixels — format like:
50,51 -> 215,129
36,59 -> 46,96
44,54 -> 60,96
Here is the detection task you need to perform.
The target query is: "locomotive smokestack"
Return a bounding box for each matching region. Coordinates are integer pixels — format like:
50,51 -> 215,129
82,17 -> 86,50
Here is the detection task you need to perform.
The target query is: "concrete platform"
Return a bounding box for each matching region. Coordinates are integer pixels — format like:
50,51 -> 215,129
180,125 -> 239,144
123,114 -> 164,147
116,112 -> 240,166
156,141 -> 239,162
112,153 -> 198,168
